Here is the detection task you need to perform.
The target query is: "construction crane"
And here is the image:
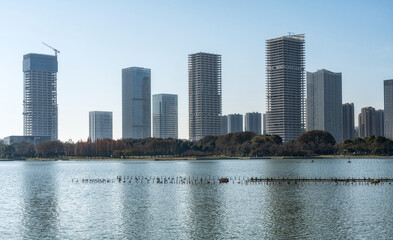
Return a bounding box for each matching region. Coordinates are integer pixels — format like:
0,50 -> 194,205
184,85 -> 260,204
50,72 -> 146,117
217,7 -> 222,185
42,42 -> 60,56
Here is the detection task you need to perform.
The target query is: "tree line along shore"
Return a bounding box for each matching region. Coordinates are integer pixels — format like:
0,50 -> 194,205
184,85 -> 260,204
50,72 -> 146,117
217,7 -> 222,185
1,130 -> 393,160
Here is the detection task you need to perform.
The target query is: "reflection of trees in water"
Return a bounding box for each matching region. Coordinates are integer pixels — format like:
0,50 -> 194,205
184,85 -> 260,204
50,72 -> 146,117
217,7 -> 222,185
22,163 -> 59,239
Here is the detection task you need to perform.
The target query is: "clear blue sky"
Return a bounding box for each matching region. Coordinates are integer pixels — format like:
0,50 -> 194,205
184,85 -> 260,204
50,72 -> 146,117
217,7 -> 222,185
1,0 -> 392,141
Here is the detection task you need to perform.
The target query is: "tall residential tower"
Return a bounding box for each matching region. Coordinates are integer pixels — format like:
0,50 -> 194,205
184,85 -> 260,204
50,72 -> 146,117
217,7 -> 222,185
266,34 -> 305,142
152,94 -> 178,139
358,107 -> 384,137
23,53 -> 58,141
306,69 -> 343,143
188,52 -> 222,141
122,67 -> 151,139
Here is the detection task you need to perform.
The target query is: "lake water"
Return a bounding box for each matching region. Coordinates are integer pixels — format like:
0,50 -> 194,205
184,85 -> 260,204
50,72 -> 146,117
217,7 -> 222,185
1,158 -> 393,239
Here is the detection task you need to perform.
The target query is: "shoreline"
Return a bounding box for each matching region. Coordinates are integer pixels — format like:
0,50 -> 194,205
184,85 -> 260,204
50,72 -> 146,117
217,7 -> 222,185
2,155 -> 393,162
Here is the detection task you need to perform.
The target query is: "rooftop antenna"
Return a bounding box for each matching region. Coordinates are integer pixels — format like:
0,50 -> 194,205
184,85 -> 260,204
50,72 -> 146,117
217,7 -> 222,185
42,42 -> 60,56
288,32 -> 294,36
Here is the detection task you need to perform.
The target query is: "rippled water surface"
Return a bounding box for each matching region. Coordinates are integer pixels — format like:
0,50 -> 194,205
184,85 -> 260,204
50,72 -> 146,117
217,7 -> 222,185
1,158 -> 393,239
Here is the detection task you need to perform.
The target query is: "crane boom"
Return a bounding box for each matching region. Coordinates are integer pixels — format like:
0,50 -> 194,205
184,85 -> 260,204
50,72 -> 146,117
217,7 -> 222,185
42,42 -> 60,56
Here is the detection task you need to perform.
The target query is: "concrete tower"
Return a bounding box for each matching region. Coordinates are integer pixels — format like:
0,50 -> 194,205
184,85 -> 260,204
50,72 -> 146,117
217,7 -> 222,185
23,53 -> 58,141
266,34 -> 305,142
188,52 -> 222,141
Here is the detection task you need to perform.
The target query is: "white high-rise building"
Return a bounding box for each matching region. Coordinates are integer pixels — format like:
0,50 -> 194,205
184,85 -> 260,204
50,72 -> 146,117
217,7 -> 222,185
188,52 -> 222,141
89,111 -> 113,142
23,53 -> 58,141
266,34 -> 305,142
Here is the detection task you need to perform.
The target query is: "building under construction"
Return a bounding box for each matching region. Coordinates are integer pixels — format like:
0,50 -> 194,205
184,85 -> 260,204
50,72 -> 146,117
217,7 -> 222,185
188,52 -> 222,141
23,53 -> 58,141
266,34 -> 305,142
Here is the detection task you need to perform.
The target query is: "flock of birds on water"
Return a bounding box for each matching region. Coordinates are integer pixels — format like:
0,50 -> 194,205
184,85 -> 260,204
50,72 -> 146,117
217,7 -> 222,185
70,158 -> 393,185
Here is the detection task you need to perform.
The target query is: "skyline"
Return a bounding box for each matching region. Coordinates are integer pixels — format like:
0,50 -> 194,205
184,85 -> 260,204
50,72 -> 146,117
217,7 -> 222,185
1,0 -> 393,141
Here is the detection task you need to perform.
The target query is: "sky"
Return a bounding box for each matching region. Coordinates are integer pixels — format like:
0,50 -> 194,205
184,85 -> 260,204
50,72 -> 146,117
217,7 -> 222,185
0,0 -> 392,141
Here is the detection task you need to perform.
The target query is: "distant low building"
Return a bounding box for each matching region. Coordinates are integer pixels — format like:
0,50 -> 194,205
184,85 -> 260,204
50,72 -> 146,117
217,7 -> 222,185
4,136 -> 51,145
358,107 -> 384,137
153,94 -> 178,139
221,115 -> 228,135
245,112 -> 262,135
228,114 -> 243,133
89,111 -> 113,142
343,103 -> 355,140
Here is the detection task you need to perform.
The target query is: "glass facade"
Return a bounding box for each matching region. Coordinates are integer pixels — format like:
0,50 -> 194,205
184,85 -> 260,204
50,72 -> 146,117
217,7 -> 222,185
122,67 -> 151,139
306,69 -> 343,143
384,80 -> 393,139
89,111 -> 113,142
152,94 -> 178,139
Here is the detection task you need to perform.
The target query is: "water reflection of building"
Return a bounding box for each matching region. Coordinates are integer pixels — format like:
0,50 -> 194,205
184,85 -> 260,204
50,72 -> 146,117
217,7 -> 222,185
22,163 -> 59,239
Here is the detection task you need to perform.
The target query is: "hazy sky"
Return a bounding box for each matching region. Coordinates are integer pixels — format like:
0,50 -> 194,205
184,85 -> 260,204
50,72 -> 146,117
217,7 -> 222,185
1,0 -> 392,141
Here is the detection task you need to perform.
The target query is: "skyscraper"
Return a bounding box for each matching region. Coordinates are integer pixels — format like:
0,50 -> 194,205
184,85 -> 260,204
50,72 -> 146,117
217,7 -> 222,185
262,113 -> 267,135
358,107 -> 384,137
228,114 -> 243,133
266,34 -> 305,142
152,94 -> 178,139
188,52 -> 222,141
89,111 -> 113,142
245,112 -> 262,135
342,103 -> 355,140
306,69 -> 343,143
221,115 -> 228,135
122,67 -> 151,139
23,53 -> 58,141
384,79 -> 393,139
